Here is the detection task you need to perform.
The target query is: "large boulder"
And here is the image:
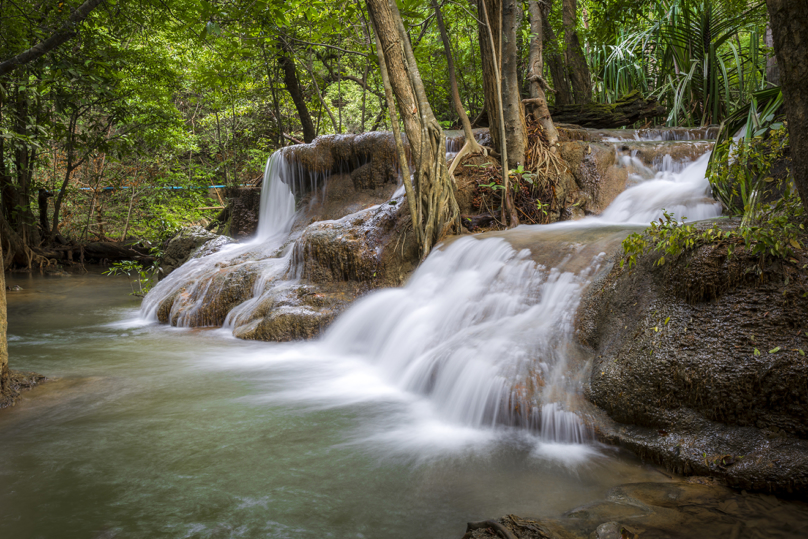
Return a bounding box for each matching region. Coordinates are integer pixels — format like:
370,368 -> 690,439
577,234 -> 808,493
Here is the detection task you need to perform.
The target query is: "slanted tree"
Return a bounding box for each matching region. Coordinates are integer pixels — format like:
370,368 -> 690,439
278,40 -> 317,143
365,0 -> 460,256
430,0 -> 484,176
765,0 -> 808,213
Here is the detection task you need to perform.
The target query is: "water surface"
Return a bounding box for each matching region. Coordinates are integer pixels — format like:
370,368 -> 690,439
1,272 -> 670,539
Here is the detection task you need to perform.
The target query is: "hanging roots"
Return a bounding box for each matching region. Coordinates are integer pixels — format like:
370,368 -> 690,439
467,116 -> 566,226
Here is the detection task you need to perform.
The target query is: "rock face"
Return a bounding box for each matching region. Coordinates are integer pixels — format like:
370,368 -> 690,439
577,238 -> 808,493
227,187 -> 262,238
158,226 -> 230,280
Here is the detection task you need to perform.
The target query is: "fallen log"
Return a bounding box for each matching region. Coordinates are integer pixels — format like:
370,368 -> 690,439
37,241 -> 155,263
548,90 -> 667,128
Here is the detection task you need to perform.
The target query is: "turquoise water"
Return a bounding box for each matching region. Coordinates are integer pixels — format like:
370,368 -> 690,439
1,273 -> 674,538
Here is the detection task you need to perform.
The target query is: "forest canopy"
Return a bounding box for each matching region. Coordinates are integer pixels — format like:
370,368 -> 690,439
0,0 -> 787,267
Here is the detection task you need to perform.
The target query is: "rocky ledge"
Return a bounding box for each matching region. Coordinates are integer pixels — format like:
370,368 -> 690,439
577,235 -> 808,494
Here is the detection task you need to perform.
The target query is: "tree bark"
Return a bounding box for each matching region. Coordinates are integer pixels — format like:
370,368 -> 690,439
500,0 -> 526,169
38,188 -> 52,235
764,25 -> 780,87
562,0 -> 592,104
765,0 -> 808,213
477,0 -> 503,153
366,0 -> 460,255
0,0 -> 105,77
527,0 -> 559,151
431,0 -> 482,155
543,5 -> 573,106
278,42 -> 317,143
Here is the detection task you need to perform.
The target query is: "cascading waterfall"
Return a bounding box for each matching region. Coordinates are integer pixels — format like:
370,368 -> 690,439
146,128 -> 722,449
141,149 -> 308,326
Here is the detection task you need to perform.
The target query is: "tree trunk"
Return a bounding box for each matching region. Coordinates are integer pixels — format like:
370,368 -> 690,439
278,42 -> 317,143
543,6 -> 573,106
562,0 -> 592,104
549,89 -> 666,128
366,0 -> 460,255
431,0 -> 482,155
765,0 -> 808,213
477,0 -> 503,154
478,0 -> 517,227
501,0 -> 526,169
765,25 -> 780,87
526,0 -> 559,151
38,188 -> 51,235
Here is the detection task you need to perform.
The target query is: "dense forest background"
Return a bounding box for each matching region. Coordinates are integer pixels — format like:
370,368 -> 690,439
0,0 -> 780,266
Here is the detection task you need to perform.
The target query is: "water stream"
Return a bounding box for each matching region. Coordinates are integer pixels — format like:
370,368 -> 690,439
0,129 -> 752,538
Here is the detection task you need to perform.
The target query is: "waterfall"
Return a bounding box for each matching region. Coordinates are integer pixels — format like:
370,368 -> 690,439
141,149 -> 304,325
255,132 -> 721,444
146,128 -> 721,449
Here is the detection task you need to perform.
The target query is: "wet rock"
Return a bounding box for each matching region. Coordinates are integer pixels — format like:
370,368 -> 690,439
226,187 -> 261,238
293,197 -> 418,286
232,284 -> 358,341
159,226 -> 232,280
156,260 -> 259,327
577,233 -> 808,493
472,480 -> 808,538
559,141 -> 625,213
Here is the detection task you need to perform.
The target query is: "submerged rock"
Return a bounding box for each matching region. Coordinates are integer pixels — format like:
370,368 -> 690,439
0,369 -> 47,409
465,479 -> 808,538
577,233 -> 808,493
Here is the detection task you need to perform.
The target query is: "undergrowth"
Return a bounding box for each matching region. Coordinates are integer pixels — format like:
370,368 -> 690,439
621,195 -> 805,271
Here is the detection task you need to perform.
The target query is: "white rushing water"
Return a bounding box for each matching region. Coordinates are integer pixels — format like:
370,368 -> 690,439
144,131 -> 721,458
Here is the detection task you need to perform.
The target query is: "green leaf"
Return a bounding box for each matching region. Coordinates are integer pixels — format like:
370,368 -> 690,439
769,347 -> 781,354
754,348 -> 761,356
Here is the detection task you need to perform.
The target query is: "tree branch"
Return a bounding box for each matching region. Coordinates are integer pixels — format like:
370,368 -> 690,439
0,0 -> 106,77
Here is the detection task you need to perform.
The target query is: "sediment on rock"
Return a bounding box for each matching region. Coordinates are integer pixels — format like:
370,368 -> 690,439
577,236 -> 808,493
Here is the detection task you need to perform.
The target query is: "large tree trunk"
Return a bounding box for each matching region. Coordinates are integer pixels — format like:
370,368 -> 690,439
766,0 -> 808,213
526,0 -> 559,151
543,6 -> 573,106
278,42 -> 317,143
477,0 -> 518,226
366,0 -> 460,255
500,0 -> 526,168
562,0 -> 592,104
